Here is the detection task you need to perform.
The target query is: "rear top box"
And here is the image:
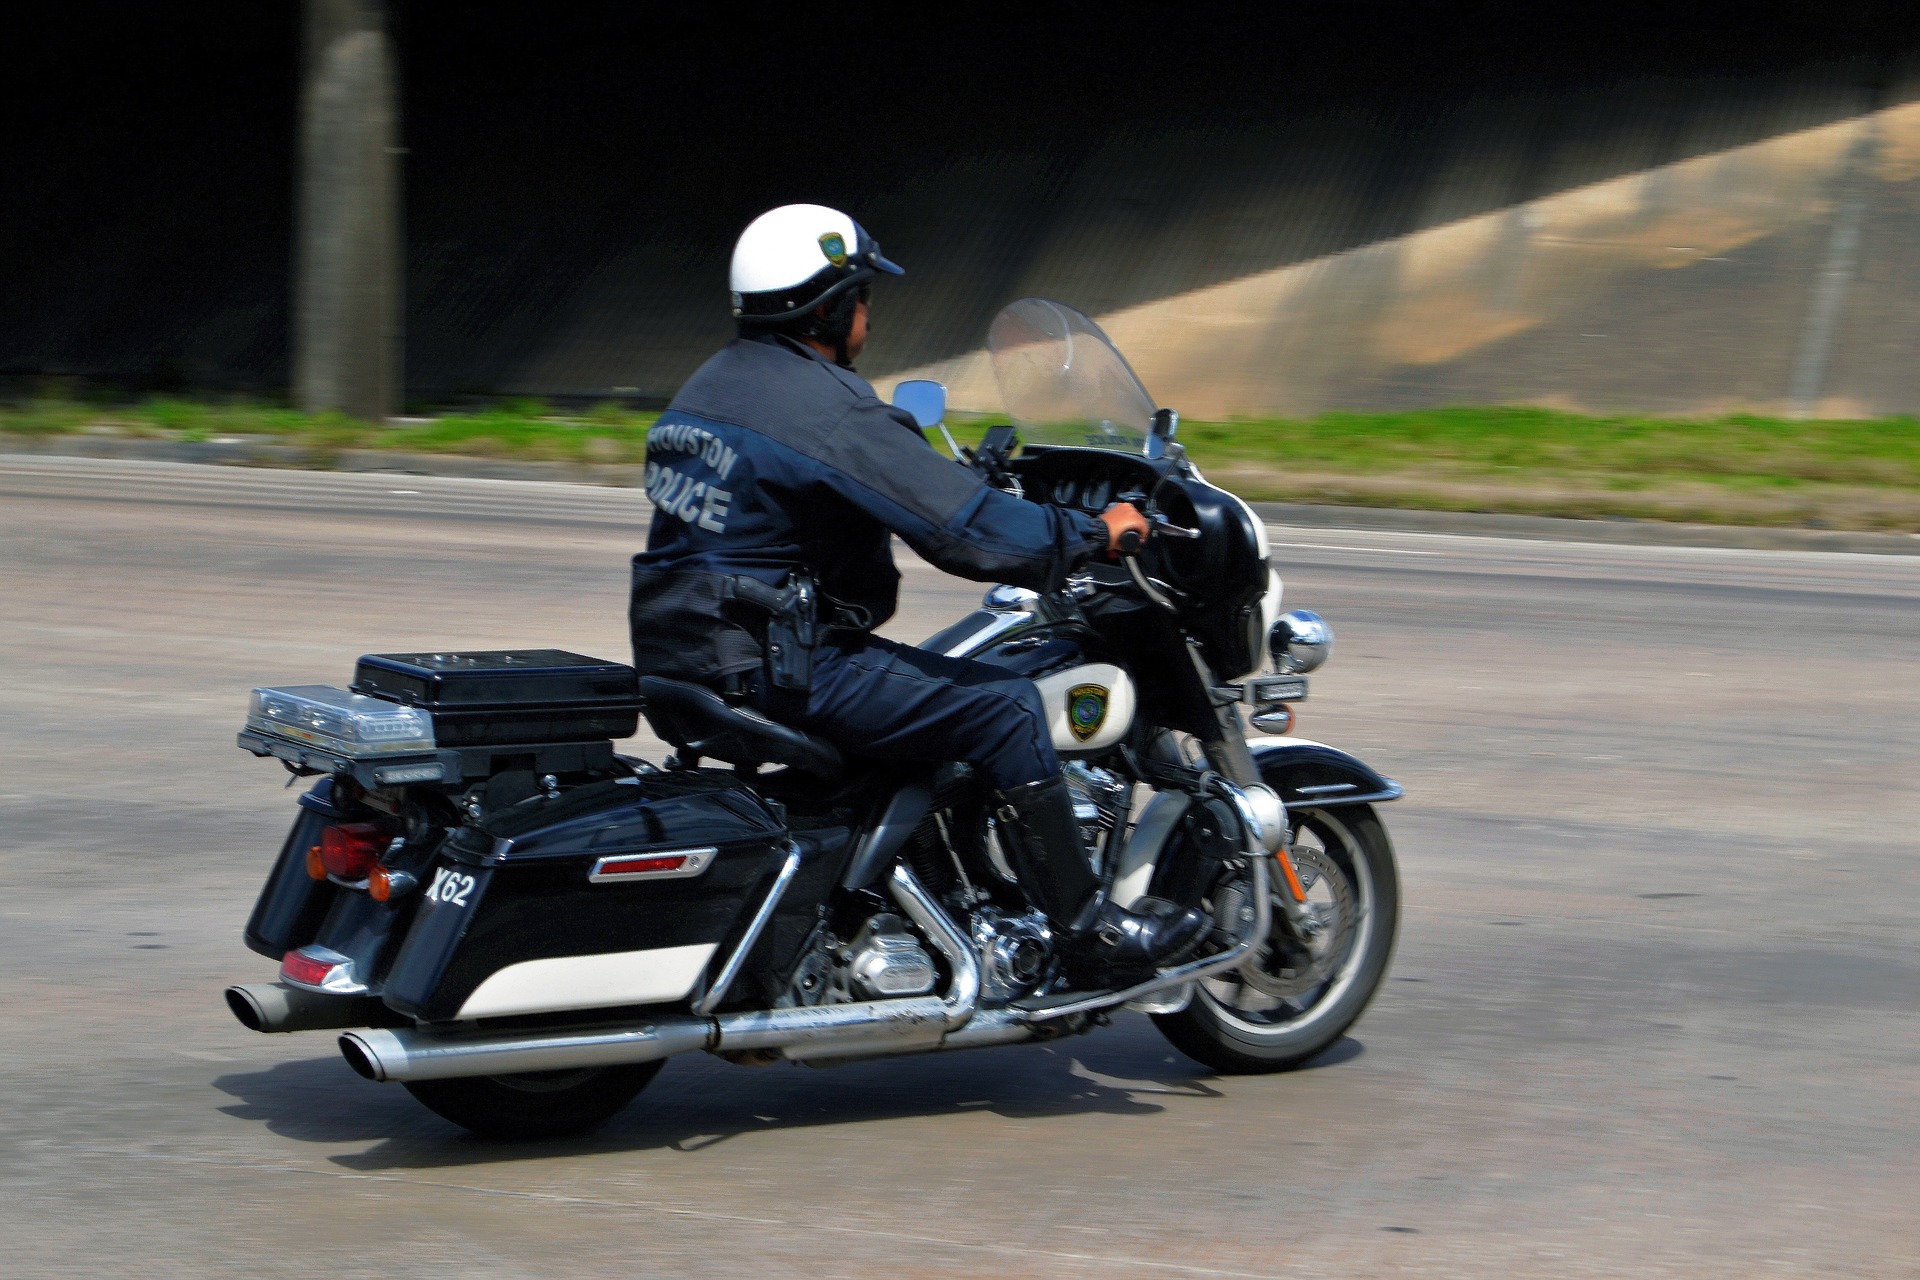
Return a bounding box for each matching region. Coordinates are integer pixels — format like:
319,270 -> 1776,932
353,649 -> 642,747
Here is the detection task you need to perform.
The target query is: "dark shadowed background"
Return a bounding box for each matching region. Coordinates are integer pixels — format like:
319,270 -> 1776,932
5,1 -> 1918,409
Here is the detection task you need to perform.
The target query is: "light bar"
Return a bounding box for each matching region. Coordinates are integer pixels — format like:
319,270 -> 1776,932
245,685 -> 436,758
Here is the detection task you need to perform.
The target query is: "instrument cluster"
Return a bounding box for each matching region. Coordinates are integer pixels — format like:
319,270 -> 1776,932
1011,449 -> 1160,515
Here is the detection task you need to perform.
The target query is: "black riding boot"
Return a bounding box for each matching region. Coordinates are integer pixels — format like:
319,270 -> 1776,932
998,776 -> 1208,978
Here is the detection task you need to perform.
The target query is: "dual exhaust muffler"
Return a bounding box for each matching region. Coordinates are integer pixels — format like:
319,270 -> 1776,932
339,993 -> 969,1082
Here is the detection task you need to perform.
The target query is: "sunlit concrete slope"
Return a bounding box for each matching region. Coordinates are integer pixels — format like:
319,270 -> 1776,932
889,100 -> 1920,420
506,74 -> 1920,413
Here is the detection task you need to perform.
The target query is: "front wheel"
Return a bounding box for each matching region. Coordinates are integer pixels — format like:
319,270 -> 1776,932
1154,804 -> 1398,1073
404,1061 -> 662,1140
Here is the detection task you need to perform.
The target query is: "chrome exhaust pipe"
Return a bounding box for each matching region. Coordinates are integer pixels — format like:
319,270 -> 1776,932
887,861 -> 977,1032
793,1010 -> 1039,1068
341,1018 -> 712,1082
940,1009 -> 1038,1050
776,862 -> 979,1063
226,981 -> 390,1034
342,994 -> 961,1083
341,864 -> 983,1083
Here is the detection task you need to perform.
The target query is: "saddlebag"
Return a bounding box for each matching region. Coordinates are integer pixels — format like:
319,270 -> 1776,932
378,771 -> 819,1023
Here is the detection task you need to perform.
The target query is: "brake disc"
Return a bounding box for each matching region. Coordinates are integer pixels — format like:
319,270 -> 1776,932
1239,842 -> 1355,999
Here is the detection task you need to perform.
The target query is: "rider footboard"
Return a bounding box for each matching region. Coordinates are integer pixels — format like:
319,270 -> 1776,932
379,772 -> 795,1023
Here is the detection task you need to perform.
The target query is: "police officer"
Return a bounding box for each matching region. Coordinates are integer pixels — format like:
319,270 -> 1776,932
630,203 -> 1205,976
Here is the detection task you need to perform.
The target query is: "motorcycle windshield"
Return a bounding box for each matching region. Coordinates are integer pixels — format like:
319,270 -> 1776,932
987,298 -> 1155,453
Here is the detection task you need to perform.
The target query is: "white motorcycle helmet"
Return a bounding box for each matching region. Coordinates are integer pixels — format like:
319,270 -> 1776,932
729,203 -> 903,326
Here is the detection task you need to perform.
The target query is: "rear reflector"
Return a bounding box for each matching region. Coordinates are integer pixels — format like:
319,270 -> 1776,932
588,847 -> 717,883
601,855 -> 686,876
281,950 -> 334,986
279,945 -> 362,992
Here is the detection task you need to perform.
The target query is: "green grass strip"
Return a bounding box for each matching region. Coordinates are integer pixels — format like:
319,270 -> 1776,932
4,398 -> 1915,527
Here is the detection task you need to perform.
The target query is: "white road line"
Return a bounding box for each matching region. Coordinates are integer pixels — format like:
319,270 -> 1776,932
1268,539 -> 1438,555
9,455 -> 1918,566
1266,521 -> 1920,566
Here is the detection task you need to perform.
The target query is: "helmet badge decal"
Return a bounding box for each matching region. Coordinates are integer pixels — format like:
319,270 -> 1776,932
818,232 -> 849,267
1067,684 -> 1109,743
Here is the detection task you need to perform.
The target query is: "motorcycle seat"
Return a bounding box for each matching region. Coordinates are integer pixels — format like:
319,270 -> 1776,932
638,676 -> 845,781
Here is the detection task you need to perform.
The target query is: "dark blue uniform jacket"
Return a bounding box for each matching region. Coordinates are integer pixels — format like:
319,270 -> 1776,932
629,332 -> 1108,682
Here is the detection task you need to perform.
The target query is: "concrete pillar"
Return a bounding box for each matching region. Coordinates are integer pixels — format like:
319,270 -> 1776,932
294,0 -> 401,421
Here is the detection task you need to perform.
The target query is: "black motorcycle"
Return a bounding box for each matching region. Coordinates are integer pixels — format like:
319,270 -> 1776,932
225,299 -> 1401,1139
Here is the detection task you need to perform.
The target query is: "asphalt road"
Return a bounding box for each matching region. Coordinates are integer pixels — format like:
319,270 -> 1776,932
2,457 -> 1916,1279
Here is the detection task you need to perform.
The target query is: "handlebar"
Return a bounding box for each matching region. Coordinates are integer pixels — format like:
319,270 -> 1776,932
1115,513 -> 1198,557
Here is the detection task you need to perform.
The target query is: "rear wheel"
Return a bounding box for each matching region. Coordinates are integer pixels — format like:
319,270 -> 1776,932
1154,804 -> 1398,1073
403,1062 -> 662,1140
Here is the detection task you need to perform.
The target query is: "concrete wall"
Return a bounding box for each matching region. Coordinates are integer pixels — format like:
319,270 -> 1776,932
895,98 -> 1920,419
6,4 -> 1917,417
479,65 -> 1920,420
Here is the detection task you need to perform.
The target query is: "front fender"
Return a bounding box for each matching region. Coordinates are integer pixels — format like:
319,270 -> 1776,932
1251,738 -> 1403,809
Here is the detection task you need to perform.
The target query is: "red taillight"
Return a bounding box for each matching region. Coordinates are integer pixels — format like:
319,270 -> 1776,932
281,948 -> 337,987
318,822 -> 387,881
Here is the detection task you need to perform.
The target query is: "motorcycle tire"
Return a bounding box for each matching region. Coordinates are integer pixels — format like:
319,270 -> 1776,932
1154,804 -> 1398,1074
404,1061 -> 663,1140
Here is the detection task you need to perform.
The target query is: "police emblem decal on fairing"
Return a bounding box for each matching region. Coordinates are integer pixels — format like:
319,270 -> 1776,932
1067,684 -> 1109,742
819,232 -> 849,267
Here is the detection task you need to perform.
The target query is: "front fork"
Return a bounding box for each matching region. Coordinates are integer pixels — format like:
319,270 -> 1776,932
1210,770 -> 1318,936
1191,653 -> 1319,937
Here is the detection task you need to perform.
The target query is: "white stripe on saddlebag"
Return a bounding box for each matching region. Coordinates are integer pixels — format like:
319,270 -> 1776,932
454,943 -> 717,1019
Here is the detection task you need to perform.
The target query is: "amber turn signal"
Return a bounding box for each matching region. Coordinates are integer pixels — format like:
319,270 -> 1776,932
367,865 -> 417,902
1274,847 -> 1310,903
305,844 -> 326,881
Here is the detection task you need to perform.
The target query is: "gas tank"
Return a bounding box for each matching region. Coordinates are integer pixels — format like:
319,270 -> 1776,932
1032,663 -> 1136,753
930,598 -> 1136,754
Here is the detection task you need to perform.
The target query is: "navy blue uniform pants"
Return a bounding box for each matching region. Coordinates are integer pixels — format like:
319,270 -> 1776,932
747,633 -> 1058,791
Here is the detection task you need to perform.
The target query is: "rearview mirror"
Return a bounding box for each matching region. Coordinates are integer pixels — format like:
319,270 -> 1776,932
1146,407 -> 1180,460
892,379 -> 947,429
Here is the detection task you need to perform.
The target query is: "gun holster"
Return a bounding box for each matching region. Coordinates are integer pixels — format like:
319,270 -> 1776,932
726,574 -> 818,692
764,577 -> 817,691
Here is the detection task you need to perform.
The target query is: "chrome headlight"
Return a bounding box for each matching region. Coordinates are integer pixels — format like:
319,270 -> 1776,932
1220,781 -> 1290,854
982,584 -> 1040,611
1270,610 -> 1333,674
